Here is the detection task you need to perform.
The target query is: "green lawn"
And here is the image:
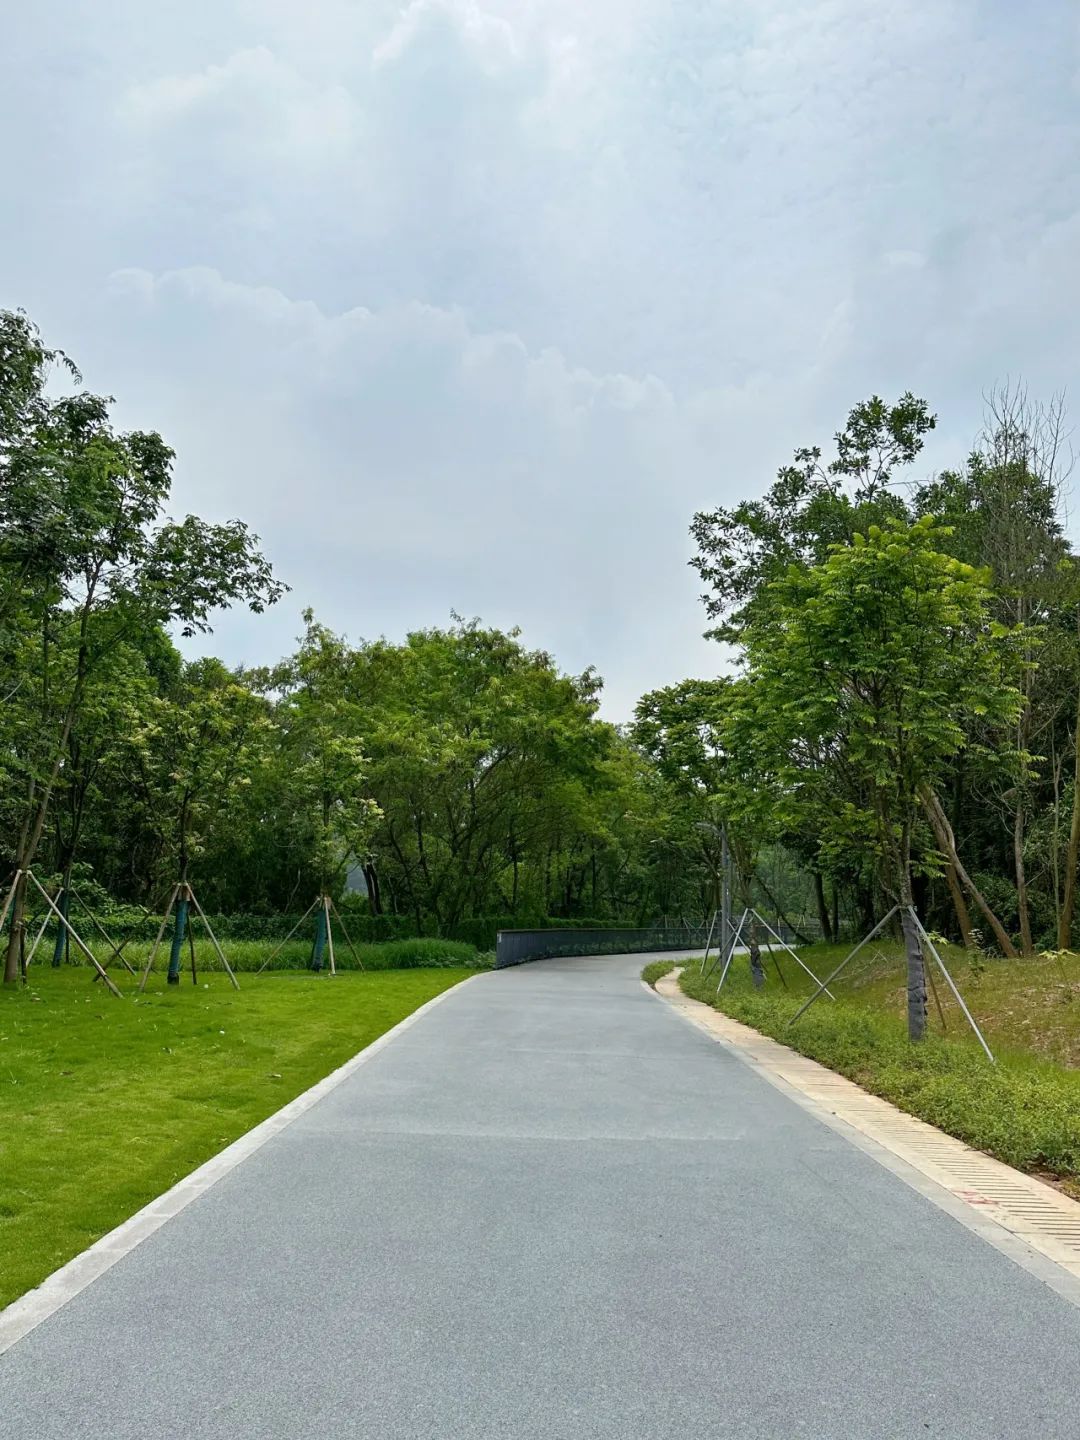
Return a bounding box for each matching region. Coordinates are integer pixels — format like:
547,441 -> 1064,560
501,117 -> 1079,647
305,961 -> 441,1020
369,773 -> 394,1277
0,965 -> 473,1308
677,940 -> 1080,1196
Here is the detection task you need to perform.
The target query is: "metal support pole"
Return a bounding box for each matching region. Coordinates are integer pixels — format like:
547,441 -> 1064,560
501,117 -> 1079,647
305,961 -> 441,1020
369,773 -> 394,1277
909,909 -> 994,1063
324,897 -> 337,976
72,890 -> 138,975
752,911 -> 836,1000
329,900 -> 365,970
720,826 -> 732,979
25,907 -> 53,967
699,909 -> 720,978
716,908 -> 749,993
786,907 -> 900,1029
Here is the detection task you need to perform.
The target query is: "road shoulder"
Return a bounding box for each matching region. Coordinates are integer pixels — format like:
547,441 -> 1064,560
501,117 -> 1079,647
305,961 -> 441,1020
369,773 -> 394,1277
653,968 -> 1080,1308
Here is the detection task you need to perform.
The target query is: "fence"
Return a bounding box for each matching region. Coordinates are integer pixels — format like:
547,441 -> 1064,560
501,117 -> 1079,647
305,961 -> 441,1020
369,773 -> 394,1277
494,924 -> 710,970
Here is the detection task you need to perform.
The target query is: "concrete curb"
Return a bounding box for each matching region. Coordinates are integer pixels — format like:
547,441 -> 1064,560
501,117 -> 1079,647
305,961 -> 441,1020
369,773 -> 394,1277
651,969 -> 1080,1310
0,972 -> 484,1356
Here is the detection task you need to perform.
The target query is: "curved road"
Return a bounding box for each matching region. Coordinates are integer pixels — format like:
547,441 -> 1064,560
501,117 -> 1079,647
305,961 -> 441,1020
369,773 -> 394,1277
2,953 -> 1079,1438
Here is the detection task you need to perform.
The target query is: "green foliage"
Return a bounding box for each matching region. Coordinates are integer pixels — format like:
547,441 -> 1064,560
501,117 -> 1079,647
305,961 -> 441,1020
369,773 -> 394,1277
690,392 -> 935,643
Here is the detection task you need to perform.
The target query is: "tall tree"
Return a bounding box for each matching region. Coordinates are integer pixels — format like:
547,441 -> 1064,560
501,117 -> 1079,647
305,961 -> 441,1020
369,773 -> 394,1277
739,517 -> 1022,1038
0,310 -> 285,982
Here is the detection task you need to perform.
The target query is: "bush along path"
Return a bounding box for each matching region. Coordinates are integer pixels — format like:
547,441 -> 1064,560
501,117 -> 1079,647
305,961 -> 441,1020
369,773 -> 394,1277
678,952 -> 1080,1198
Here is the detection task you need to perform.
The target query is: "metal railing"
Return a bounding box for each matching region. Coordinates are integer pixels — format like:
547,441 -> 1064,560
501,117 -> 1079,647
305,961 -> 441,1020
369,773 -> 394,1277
494,924 -> 707,970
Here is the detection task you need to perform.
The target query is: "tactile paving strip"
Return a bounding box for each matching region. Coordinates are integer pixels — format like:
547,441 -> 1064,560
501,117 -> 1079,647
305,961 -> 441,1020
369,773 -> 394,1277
655,972 -> 1080,1285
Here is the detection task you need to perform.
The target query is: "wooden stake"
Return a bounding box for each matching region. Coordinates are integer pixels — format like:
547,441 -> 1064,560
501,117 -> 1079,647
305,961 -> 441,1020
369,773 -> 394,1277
187,888 -> 240,991
256,896 -> 320,974
329,900 -> 364,971
27,871 -> 122,998
72,889 -> 138,975
25,903 -> 54,967
324,896 -> 337,976
139,884 -> 180,993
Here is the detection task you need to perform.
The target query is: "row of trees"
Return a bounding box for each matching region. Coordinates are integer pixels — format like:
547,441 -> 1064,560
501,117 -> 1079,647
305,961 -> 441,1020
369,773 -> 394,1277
1,308 -> 731,976
29,610 -> 738,939
6,304 -> 1077,1013
644,389 -> 1079,1038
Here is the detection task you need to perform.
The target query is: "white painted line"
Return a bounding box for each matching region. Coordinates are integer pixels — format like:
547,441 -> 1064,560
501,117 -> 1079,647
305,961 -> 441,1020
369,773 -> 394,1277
0,973 -> 485,1356
648,971 -> 1080,1310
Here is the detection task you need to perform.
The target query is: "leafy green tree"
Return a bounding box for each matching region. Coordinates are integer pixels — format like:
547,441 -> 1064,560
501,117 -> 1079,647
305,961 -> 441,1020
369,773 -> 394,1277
690,394 -> 935,642
130,659 -> 271,896
0,311 -> 284,983
258,613 -> 380,902
741,517 -> 1022,1038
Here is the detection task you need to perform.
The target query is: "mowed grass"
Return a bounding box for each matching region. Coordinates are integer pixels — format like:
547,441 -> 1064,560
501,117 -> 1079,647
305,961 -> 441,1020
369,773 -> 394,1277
0,964 -> 473,1308
678,940 -> 1080,1197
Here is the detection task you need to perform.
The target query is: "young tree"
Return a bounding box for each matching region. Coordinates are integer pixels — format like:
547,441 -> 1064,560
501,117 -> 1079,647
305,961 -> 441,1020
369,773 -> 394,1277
742,517 -> 1022,1039
259,614 -> 380,963
131,659 -> 270,981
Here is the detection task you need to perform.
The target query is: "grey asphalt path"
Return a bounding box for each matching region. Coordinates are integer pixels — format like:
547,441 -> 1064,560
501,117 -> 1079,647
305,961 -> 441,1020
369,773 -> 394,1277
3,954 -> 1080,1439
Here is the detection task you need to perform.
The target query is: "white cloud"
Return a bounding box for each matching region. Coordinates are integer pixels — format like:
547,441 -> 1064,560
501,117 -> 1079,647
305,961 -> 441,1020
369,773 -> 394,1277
372,0 -> 519,73
105,264 -> 722,714
4,0 -> 1080,713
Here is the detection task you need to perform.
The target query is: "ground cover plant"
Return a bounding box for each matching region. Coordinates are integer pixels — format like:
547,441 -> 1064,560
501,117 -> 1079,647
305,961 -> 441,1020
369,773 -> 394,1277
641,959 -> 675,988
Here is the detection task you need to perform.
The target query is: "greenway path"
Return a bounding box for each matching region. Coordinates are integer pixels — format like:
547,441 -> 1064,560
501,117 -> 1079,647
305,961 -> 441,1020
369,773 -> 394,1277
3,954 -> 1080,1439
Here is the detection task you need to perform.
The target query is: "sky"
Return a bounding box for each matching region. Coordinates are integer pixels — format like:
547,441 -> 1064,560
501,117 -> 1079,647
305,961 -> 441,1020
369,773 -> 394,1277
3,1 -> 1079,718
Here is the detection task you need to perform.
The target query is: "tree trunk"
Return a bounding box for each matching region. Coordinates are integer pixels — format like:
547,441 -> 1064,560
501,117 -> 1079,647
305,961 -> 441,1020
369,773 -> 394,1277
50,851 -> 76,967
900,903 -> 927,1041
747,913 -> 764,989
898,827 -> 927,1042
363,862 -> 382,917
3,873 -> 29,986
941,856 -> 974,949
812,870 -> 833,943
1059,689 -> 1080,949
919,787 -> 1018,958
1014,801 -> 1034,956
831,881 -> 840,944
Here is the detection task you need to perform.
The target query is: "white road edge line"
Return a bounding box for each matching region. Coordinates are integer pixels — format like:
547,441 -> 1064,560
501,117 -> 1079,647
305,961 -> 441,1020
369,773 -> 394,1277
643,975 -> 1080,1311
0,972 -> 486,1357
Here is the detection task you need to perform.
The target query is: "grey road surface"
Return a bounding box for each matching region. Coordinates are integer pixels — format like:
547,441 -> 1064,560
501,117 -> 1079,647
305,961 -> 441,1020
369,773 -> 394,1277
2,954 -> 1079,1439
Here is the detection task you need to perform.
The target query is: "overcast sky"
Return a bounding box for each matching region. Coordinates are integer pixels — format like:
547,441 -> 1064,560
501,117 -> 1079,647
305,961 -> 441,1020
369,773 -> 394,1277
3,1 -> 1078,717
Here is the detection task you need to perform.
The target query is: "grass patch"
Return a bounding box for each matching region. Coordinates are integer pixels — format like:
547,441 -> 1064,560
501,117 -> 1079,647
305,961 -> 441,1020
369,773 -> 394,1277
0,965 -> 473,1308
679,942 -> 1080,1197
641,959 -> 676,988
